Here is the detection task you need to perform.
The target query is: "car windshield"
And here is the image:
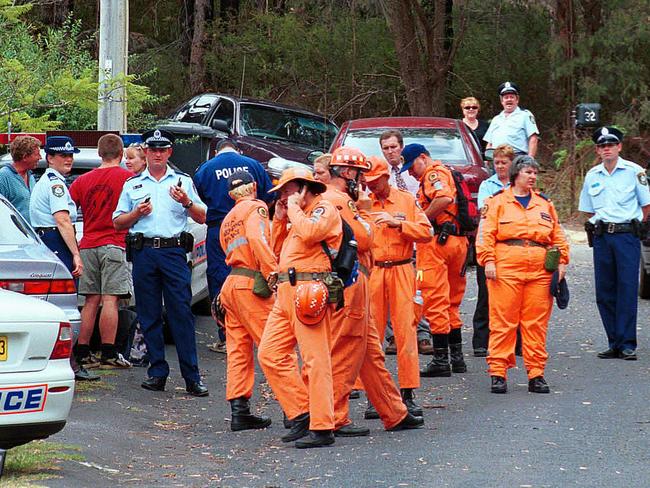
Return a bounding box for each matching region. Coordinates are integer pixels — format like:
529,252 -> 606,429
342,128 -> 470,166
0,199 -> 38,245
240,103 -> 338,150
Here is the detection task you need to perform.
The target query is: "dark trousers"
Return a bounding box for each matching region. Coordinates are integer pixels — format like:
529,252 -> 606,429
206,224 -> 231,301
132,247 -> 200,383
472,265 -> 490,350
593,233 -> 640,351
40,228 -> 74,274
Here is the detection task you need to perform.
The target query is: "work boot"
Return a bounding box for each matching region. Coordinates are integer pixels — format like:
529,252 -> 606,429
400,388 -> 423,417
334,422 -> 370,437
283,413 -> 293,429
387,413 -> 424,431
295,430 -> 335,449
448,329 -> 467,373
230,397 -> 272,431
281,413 -> 310,442
418,338 -> 434,355
420,334 -> 451,377
490,375 -> 507,394
528,376 -> 550,394
364,400 -> 380,420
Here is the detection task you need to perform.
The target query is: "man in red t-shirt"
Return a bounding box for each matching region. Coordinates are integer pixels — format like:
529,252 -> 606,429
70,134 -> 134,368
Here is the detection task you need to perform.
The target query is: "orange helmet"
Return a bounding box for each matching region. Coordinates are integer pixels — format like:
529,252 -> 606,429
270,167 -> 327,194
364,156 -> 390,183
294,281 -> 329,325
331,146 -> 371,171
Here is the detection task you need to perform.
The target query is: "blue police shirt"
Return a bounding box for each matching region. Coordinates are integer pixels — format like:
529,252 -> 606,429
0,164 -> 36,224
113,165 -> 203,238
477,173 -> 510,208
29,168 -> 77,227
483,106 -> 539,154
193,149 -> 274,224
579,157 -> 650,223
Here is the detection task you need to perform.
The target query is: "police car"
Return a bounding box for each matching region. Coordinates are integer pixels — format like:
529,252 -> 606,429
0,289 -> 75,449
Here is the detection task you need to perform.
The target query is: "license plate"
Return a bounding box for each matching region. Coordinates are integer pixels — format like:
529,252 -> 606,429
0,385 -> 48,414
0,336 -> 6,361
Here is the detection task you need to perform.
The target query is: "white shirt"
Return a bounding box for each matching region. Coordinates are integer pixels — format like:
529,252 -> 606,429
388,163 -> 419,196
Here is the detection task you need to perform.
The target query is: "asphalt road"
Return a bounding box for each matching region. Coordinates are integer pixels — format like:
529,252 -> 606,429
45,240 -> 650,487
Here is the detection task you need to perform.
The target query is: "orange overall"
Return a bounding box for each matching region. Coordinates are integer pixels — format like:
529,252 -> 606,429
219,198 -> 277,401
476,188 -> 569,379
369,187 -> 432,389
416,163 -> 469,335
323,188 -> 408,430
257,196 -> 341,430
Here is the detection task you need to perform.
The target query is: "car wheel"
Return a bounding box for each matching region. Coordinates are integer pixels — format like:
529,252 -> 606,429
640,254 -> 650,299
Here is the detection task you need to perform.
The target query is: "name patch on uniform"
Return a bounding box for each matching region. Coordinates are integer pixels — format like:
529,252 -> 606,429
133,184 -> 143,190
51,184 -> 65,197
540,212 -> 552,222
638,172 -> 648,186
590,182 -> 600,188
257,207 -> 268,218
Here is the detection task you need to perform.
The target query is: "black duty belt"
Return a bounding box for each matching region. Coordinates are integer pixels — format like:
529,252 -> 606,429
359,263 -> 370,278
277,271 -> 331,283
35,226 -> 59,235
230,267 -> 257,278
142,237 -> 182,248
598,222 -> 634,234
500,239 -> 546,248
375,258 -> 412,268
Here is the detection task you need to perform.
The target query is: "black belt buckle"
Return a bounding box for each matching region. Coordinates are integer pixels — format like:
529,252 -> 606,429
607,223 -> 616,234
288,267 -> 296,286
153,237 -> 161,248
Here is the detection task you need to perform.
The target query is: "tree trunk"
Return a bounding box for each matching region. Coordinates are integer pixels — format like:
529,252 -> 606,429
189,0 -> 209,94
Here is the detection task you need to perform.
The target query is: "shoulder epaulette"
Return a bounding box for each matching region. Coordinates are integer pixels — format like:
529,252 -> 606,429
175,170 -> 190,177
536,191 -> 550,201
125,174 -> 141,182
490,188 -> 505,198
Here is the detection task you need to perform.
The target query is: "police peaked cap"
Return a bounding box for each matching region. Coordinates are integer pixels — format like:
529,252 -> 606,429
592,126 -> 623,146
228,170 -> 255,192
498,81 -> 520,96
550,271 -> 570,310
44,135 -> 80,154
142,129 -> 175,148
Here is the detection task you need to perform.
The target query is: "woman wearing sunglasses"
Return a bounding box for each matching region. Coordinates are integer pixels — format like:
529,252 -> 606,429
460,97 -> 489,157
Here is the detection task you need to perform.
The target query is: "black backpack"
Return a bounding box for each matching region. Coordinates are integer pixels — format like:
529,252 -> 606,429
321,219 -> 358,286
444,168 -> 479,233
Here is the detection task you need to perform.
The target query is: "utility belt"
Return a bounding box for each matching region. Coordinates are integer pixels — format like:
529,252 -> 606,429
498,239 -> 560,272
230,267 -> 273,298
276,268 -> 344,309
433,221 -> 469,245
374,258 -> 412,269
584,219 -> 648,247
35,226 -> 60,236
125,232 -> 194,261
499,238 -> 546,248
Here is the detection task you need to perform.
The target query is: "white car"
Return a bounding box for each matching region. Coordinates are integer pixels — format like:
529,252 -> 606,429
0,289 -> 75,449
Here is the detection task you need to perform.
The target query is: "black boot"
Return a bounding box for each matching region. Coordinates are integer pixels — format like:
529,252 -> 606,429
448,329 -> 467,374
295,430 -> 335,449
420,334 -> 451,377
283,412 -> 293,429
387,412 -> 424,431
364,400 -> 379,420
400,388 -> 423,417
281,412 -> 310,442
230,397 -> 272,432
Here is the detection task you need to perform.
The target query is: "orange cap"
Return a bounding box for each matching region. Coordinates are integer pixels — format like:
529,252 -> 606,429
331,146 -> 371,171
364,156 -> 390,183
270,167 -> 327,194
294,281 -> 329,325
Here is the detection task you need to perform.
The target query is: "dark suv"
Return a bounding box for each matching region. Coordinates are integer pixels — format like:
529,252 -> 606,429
162,94 -> 338,176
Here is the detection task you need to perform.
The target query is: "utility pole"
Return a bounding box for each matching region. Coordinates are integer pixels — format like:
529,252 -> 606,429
98,0 -> 129,132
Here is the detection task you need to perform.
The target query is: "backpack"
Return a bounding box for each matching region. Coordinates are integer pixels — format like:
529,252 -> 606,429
444,168 -> 479,233
321,219 -> 359,287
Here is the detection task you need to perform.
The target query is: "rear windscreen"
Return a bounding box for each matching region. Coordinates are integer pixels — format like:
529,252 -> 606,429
0,199 -> 39,245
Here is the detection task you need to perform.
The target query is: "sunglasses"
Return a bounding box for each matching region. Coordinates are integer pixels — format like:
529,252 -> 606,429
129,143 -> 144,148
463,106 -> 479,110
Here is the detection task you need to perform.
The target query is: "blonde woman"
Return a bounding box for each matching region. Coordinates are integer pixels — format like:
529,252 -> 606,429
460,96 -> 489,156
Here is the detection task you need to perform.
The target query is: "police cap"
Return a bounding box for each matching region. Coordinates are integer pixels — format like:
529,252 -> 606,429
44,135 -> 80,155
142,129 -> 175,148
592,126 -> 623,146
227,170 -> 255,192
498,81 -> 520,96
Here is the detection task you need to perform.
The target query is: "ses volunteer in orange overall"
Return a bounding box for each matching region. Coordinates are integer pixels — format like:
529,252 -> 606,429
401,144 -> 469,377
324,148 -> 424,437
476,156 -> 569,395
365,156 -> 432,417
257,167 -> 341,449
218,170 -> 276,432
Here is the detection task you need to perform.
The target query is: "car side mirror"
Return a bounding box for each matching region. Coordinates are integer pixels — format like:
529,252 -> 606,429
484,148 -> 494,162
211,119 -> 231,134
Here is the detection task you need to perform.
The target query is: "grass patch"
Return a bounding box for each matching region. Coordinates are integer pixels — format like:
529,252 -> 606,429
0,440 -> 83,487
74,379 -> 115,394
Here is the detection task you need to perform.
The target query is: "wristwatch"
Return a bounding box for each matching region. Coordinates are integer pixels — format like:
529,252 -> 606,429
183,200 -> 194,209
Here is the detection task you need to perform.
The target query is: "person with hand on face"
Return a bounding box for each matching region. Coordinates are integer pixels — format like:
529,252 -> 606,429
460,97 -> 489,157
257,167 -> 341,449
484,82 -> 539,157
476,156 -> 569,394
113,129 -> 209,397
0,135 -> 41,224
579,127 -> 650,361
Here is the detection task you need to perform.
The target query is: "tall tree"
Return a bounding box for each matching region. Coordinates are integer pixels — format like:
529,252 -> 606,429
189,0 -> 211,93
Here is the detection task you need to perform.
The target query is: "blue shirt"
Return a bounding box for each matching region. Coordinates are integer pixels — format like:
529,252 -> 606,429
29,168 -> 77,227
477,173 -> 509,208
0,164 -> 36,224
483,106 -> 539,154
193,149 -> 274,224
579,157 -> 650,223
113,165 -> 203,238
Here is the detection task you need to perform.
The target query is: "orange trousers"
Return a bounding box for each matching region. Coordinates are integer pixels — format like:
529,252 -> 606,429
220,275 -> 273,401
257,281 -> 334,430
330,274 -> 408,430
369,263 -> 419,389
486,245 -> 553,379
418,236 -> 468,334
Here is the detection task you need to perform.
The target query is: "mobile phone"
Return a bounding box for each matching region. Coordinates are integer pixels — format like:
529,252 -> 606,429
143,196 -> 151,203
177,177 -> 182,187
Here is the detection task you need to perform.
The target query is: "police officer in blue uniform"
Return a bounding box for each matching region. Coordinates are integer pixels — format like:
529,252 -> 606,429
193,139 -> 273,310
579,126 -> 650,360
484,82 -> 540,157
113,129 -> 209,396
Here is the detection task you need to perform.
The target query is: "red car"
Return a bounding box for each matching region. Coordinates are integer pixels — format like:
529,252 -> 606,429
330,117 -> 489,199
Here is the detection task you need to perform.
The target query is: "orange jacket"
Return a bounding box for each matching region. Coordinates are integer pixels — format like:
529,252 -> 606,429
417,162 -> 458,226
220,197 -> 277,278
272,195 -> 342,272
370,187 -> 432,262
323,187 -> 374,269
476,187 -> 570,265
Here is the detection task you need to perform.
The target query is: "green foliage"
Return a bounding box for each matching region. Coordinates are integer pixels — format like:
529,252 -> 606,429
0,0 -> 32,22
